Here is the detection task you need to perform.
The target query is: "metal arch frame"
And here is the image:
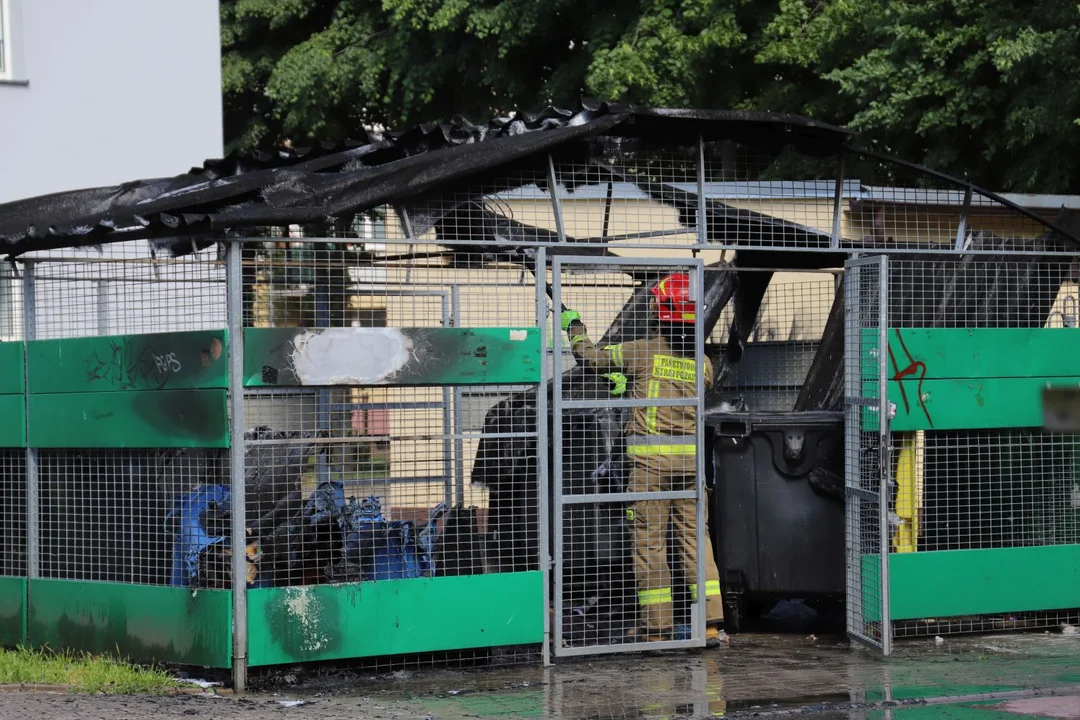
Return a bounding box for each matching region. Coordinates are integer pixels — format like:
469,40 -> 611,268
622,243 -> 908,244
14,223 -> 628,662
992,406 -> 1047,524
550,254 -> 707,658
843,253 -> 892,656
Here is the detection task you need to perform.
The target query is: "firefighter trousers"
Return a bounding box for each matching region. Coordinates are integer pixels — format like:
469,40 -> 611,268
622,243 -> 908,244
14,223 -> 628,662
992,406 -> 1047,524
628,461 -> 724,631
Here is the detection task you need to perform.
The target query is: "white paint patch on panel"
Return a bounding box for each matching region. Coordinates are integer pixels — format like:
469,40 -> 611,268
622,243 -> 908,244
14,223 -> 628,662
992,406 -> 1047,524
290,328 -> 413,385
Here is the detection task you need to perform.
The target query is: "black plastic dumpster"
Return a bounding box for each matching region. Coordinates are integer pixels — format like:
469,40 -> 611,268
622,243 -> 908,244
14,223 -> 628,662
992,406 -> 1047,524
705,411 -> 846,632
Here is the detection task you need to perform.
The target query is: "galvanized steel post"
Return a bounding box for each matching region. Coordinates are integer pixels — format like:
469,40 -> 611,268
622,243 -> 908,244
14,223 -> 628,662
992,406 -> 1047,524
876,255 -> 893,656
550,259 -> 565,655
451,285 -> 466,504
693,260 -> 707,644
694,140 -> 709,643
842,259 -> 860,641
226,240 -> 249,690
535,246 -> 551,666
697,136 -> 708,247
22,261 -> 38,582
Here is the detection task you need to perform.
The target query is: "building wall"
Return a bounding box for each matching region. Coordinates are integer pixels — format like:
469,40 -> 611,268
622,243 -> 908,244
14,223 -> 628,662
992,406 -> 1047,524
0,0 -> 223,203
0,0 -> 224,341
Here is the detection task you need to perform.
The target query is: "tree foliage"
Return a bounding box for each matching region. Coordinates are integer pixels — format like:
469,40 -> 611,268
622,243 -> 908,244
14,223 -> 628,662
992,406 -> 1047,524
222,0 -> 1080,192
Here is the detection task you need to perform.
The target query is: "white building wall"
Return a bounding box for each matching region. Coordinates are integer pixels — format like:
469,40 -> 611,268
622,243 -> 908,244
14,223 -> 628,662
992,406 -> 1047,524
0,0 -> 224,342
0,0 -> 223,203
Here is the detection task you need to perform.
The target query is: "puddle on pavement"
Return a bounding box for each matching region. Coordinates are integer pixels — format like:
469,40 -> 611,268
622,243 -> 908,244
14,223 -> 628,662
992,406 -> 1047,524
256,632 -> 1080,719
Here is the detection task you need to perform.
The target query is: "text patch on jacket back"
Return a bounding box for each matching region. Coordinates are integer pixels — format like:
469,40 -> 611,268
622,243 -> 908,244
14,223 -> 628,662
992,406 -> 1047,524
652,355 -> 696,383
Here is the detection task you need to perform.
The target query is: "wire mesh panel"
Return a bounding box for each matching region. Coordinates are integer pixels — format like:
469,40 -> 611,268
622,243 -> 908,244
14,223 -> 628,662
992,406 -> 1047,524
551,256 -> 710,656
22,242 -> 226,340
701,141 -> 842,252
0,451 -> 26,578
712,269 -> 842,412
883,256 -> 1080,639
237,237 -> 545,668
552,140 -> 701,255
844,255 -> 891,653
37,449 -> 229,585
20,241 -> 230,591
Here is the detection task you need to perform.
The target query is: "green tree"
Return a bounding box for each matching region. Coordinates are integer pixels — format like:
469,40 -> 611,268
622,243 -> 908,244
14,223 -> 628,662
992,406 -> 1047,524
221,0 -> 1080,192
221,0 -> 767,148
759,0 -> 1080,192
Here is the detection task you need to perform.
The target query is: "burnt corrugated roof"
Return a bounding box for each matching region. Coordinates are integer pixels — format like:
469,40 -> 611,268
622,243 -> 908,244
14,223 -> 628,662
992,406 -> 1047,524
0,101 -> 852,259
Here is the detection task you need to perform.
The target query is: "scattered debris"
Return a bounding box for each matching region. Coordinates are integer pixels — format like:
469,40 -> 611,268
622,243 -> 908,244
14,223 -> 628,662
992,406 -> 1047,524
934,636 -> 945,646
174,678 -> 222,689
277,699 -> 307,707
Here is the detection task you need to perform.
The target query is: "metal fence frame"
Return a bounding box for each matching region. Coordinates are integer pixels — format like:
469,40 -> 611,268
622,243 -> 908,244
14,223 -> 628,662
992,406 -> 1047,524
843,255 -> 892,655
1,138 -> 1079,687
550,255 -> 707,656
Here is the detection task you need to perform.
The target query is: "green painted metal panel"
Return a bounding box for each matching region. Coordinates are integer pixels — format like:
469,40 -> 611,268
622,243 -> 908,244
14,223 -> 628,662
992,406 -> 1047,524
244,327 -> 541,387
27,579 -> 232,668
27,331 -> 228,394
862,544 -> 1080,622
247,571 -> 544,666
0,576 -> 26,647
0,395 -> 26,448
865,377 -> 1080,431
0,343 -> 24,394
28,389 -> 229,448
863,327 -> 1080,380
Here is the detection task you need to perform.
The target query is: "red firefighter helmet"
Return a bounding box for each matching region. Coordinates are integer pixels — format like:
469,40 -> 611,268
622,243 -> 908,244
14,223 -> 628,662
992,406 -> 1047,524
650,273 -> 696,323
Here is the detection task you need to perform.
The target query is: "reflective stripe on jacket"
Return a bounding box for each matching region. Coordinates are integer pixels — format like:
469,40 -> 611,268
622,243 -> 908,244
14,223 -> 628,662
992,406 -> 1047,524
570,333 -> 711,469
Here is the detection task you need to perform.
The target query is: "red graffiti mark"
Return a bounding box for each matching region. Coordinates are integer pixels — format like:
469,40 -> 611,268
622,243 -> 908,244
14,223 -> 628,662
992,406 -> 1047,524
887,329 -> 934,428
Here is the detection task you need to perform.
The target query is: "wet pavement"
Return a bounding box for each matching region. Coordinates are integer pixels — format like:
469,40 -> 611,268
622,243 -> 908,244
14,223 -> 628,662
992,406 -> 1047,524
258,631 -> 1080,719
0,631 -> 1077,718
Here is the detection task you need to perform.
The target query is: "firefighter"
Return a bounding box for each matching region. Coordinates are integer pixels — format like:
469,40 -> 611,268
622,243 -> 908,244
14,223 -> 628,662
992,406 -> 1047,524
561,273 -> 725,646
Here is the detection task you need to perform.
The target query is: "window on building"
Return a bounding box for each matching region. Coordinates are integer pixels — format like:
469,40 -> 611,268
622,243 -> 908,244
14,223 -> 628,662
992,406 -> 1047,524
0,0 -> 17,82
0,1 -> 7,77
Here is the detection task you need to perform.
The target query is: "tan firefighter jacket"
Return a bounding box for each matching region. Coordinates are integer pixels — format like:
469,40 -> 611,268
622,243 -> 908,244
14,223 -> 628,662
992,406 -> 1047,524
570,331 -> 712,474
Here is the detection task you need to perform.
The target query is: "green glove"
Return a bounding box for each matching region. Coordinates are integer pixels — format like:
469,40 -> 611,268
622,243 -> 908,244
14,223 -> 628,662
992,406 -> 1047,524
604,372 -> 628,396
560,309 -> 582,332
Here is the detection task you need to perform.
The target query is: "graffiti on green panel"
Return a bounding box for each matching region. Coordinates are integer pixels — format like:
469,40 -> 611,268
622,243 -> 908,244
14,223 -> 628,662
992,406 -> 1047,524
246,571 -> 544,666
244,327 -> 541,387
863,377 -> 1080,431
862,327 -> 1080,381
0,395 -> 25,447
27,331 -> 228,394
27,579 -> 232,668
0,342 -> 24,394
28,389 -> 229,448
0,577 -> 26,647
862,544 -> 1080,622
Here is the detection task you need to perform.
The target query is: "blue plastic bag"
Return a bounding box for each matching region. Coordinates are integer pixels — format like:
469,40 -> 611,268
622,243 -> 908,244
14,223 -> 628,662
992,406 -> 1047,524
165,484 -> 230,587
342,496 -> 446,580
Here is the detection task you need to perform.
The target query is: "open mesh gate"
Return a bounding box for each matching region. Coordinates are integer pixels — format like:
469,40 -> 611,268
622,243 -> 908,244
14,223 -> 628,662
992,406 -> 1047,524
845,250 -> 1080,655
551,256 -> 709,655
844,255 -> 892,654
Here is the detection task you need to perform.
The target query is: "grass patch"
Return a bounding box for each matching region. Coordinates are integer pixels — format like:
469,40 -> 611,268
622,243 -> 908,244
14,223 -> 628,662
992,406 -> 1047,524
0,646 -> 181,694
